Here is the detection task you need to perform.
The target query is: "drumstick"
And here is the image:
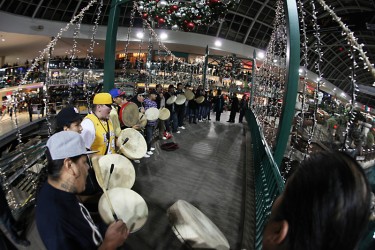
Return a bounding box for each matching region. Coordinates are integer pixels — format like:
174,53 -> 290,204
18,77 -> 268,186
122,137 -> 129,146
91,156 -> 119,221
106,163 -> 115,190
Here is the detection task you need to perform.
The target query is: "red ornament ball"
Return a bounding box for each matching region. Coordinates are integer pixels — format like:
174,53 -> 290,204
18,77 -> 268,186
142,13 -> 148,19
186,22 -> 195,30
209,0 -> 220,5
158,18 -> 166,25
170,5 -> 179,11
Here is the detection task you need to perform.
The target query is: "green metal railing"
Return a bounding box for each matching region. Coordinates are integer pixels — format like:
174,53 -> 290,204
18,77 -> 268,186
246,109 -> 285,249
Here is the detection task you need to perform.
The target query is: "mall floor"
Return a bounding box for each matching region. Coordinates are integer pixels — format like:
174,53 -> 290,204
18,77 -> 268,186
7,111 -> 249,250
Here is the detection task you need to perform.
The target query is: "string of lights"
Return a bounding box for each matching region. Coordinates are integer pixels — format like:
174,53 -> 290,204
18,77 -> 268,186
295,0 -> 309,160
121,1 -> 137,85
86,0 -> 103,112
316,0 -> 375,84
6,0 -> 98,204
20,0 -> 98,85
254,0 -> 286,151
303,0 -> 323,156
342,46 -> 359,150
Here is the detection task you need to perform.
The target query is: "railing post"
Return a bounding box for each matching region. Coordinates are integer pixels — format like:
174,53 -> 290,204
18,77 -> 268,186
103,0 -> 131,92
273,0 -> 300,166
202,45 -> 209,89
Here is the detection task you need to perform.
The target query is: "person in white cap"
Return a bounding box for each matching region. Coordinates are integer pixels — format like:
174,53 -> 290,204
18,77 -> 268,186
36,131 -> 128,249
81,93 -> 116,155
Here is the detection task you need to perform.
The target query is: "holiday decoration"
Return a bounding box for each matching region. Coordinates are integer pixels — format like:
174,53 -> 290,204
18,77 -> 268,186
217,55 -> 242,78
136,0 -> 236,31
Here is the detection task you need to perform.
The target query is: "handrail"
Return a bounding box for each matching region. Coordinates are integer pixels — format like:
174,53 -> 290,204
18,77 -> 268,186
246,109 -> 284,249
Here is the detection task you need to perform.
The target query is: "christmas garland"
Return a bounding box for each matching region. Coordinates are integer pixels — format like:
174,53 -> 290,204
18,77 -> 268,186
217,55 -> 242,78
137,0 -> 236,31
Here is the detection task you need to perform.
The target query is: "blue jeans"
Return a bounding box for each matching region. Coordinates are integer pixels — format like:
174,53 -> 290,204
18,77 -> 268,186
145,124 -> 154,151
197,105 -> 204,120
168,112 -> 178,132
189,108 -> 198,123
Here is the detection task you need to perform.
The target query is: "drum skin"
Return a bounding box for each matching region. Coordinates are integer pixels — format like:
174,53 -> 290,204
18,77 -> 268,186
195,96 -> 205,104
119,102 -> 139,127
158,107 -> 170,120
145,107 -> 159,121
98,154 -> 135,189
167,200 -> 230,250
166,96 -> 177,105
138,113 -> 147,128
98,187 -> 148,233
184,89 -> 195,101
117,128 -> 147,159
175,94 -> 186,105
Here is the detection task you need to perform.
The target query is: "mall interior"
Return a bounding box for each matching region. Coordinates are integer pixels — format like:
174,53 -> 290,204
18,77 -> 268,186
0,0 -> 375,249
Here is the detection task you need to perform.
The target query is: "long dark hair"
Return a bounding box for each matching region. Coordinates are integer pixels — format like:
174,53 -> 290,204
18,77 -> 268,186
277,151 -> 371,250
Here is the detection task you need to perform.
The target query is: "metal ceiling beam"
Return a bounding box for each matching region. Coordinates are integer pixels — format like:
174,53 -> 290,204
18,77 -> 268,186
228,10 -> 273,29
0,0 -> 5,9
32,0 -> 45,19
72,0 -> 84,17
216,20 -> 223,38
242,0 -> 271,44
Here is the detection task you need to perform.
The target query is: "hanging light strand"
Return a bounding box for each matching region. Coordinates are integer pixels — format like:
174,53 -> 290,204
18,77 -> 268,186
303,0 -> 322,156
86,0 -> 104,113
146,21 -> 154,91
316,0 -> 375,83
297,0 -> 309,158
342,45 -> 358,150
43,49 -> 53,137
121,1 -> 137,84
20,0 -> 98,85
87,0 -> 103,70
67,15 -> 84,105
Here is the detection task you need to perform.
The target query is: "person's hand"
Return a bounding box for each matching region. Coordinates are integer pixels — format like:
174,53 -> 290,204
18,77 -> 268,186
99,220 -> 128,250
132,124 -> 141,130
140,107 -> 145,113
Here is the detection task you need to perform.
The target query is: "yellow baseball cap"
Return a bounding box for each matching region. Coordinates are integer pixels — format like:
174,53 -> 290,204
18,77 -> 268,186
93,93 -> 112,104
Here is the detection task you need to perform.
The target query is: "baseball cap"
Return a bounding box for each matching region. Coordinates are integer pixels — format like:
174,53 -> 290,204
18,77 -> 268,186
56,106 -> 81,128
93,93 -> 112,104
46,131 -> 97,160
109,88 -> 126,98
149,89 -> 158,95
